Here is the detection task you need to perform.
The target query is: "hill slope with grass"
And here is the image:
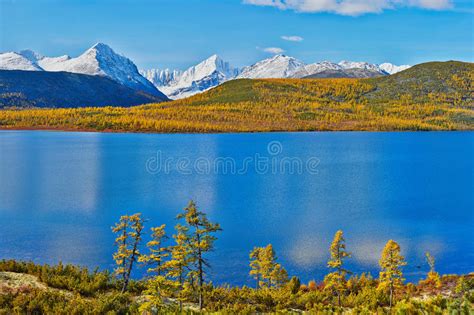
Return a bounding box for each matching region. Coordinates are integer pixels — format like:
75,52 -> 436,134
366,61 -> 473,103
0,61 -> 472,132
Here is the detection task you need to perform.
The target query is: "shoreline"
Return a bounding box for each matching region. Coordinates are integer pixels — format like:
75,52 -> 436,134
1,126 -> 471,135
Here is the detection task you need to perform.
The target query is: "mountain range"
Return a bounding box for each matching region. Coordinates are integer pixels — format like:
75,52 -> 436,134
0,70 -> 167,108
1,61 -> 471,131
0,43 -> 411,103
140,54 -> 240,99
141,54 -> 410,99
0,43 -> 166,99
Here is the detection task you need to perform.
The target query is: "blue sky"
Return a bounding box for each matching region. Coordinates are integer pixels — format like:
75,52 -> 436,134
0,0 -> 472,70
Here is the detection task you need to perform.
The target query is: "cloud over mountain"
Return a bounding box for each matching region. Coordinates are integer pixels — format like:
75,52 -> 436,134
263,47 -> 285,54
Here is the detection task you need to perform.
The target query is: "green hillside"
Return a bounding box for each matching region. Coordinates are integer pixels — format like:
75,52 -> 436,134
366,61 -> 474,103
0,61 -> 473,132
176,61 -> 473,107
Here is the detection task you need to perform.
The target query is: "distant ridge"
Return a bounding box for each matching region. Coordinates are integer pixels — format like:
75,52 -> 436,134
140,54 -> 410,99
174,60 -> 473,107
365,60 -> 474,101
1,43 -> 412,101
303,68 -> 384,78
0,61 -> 472,132
0,70 -> 167,108
0,43 -> 168,99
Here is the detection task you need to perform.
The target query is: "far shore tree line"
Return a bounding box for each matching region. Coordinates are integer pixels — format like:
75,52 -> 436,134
112,200 -> 444,312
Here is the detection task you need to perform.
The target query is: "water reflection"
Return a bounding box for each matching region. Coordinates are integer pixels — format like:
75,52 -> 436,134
0,131 -> 472,284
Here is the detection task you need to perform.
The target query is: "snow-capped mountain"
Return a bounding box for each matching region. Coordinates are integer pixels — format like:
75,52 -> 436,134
150,54 -> 239,99
237,55 -> 305,79
0,52 -> 43,71
139,54 -> 411,99
1,43 -> 411,101
378,63 -> 411,74
140,68 -> 183,87
42,43 -> 161,96
37,55 -> 71,70
338,60 -> 382,72
0,43 -> 166,98
292,61 -> 343,78
235,57 -> 409,79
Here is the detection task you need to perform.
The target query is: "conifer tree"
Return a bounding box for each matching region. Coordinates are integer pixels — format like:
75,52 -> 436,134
325,230 -> 351,307
139,224 -> 169,276
424,252 -> 441,288
163,223 -> 191,311
249,247 -> 263,289
112,215 -> 129,286
111,213 -> 145,293
249,244 -> 288,289
177,200 -> 221,310
378,240 -> 407,309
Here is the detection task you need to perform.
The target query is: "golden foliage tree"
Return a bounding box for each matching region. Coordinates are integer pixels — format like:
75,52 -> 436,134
163,223 -> 191,311
176,200 -> 222,310
249,244 -> 288,289
421,252 -> 441,289
111,213 -> 145,293
378,240 -> 407,308
138,224 -> 169,276
324,230 -> 351,307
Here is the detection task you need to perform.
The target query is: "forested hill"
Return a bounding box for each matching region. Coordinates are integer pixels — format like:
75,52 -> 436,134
0,61 -> 472,132
172,61 -> 473,107
0,70 -> 168,108
366,61 -> 474,103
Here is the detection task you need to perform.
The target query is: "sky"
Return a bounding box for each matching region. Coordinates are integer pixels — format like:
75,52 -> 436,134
0,0 -> 473,70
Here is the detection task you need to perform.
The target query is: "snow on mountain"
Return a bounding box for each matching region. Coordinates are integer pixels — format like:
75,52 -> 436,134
292,61 -> 343,78
153,54 -> 239,99
37,55 -> 71,70
0,52 -> 43,71
140,68 -> 183,87
338,60 -> 382,72
378,63 -> 411,74
238,55 -> 305,79
17,50 -> 44,63
40,43 -> 162,96
0,50 -> 71,71
1,43 -> 412,100
141,55 -> 412,99
0,44 -> 166,98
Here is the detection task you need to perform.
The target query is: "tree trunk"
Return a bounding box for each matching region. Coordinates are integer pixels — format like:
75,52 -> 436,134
121,226 -> 127,285
157,255 -> 161,276
197,234 -> 203,310
198,258 -> 203,310
179,271 -> 183,312
389,282 -> 393,309
338,268 -> 342,307
122,236 -> 139,293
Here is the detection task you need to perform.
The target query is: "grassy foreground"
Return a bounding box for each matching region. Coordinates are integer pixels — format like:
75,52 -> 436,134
1,201 -> 473,314
0,61 -> 473,132
1,261 -> 472,314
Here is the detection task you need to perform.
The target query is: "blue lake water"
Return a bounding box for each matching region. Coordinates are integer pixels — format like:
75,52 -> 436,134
0,130 -> 473,285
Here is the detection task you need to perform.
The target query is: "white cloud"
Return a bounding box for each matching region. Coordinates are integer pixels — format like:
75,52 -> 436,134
281,35 -> 304,42
262,47 -> 285,54
410,0 -> 453,9
243,0 -> 452,15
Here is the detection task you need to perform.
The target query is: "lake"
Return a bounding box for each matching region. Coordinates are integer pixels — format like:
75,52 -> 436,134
0,130 -> 472,285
